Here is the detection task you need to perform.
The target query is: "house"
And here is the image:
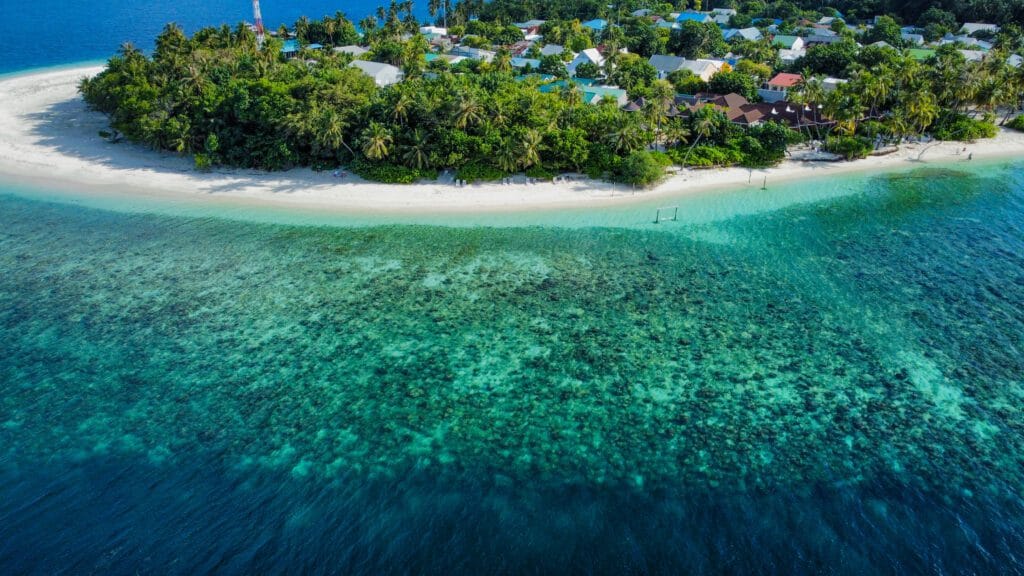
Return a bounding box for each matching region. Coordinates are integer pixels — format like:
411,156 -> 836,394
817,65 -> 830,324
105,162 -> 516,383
537,79 -> 628,106
656,21 -> 681,31
1010,54 -> 1023,68
959,50 -> 986,62
540,44 -> 567,56
334,45 -> 369,57
450,46 -> 497,62
711,8 -> 738,16
778,48 -> 806,66
901,33 -> 924,46
419,26 -> 447,40
818,16 -> 840,26
960,23 -> 999,36
567,48 -> 605,76
723,27 -> 762,41
581,19 -> 607,32
766,72 -> 802,93
676,12 -> 712,24
802,34 -> 841,46
822,77 -> 847,92
350,61 -> 403,86
513,19 -> 546,36
281,40 -> 300,58
631,9 -> 652,17
772,35 -> 804,50
648,54 -> 687,78
682,93 -> 817,128
677,58 -> 724,81
870,41 -> 893,49
510,57 -> 541,70
424,53 -> 466,65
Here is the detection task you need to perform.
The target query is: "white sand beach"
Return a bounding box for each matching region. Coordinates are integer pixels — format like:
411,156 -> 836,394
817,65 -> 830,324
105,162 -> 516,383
2,65 -> 1023,214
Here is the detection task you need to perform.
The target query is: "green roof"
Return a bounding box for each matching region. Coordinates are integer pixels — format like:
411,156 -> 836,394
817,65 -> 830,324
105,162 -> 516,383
772,35 -> 800,48
908,49 -> 936,60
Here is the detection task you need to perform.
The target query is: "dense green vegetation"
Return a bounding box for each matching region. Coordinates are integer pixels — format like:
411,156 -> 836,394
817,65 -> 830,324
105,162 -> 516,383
79,0 -> 1024,186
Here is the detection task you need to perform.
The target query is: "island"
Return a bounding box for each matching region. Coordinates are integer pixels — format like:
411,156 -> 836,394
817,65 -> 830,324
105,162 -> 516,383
0,0 -> 1021,213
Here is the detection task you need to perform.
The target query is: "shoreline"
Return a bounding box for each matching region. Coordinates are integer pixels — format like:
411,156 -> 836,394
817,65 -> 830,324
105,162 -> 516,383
2,64 -> 1023,215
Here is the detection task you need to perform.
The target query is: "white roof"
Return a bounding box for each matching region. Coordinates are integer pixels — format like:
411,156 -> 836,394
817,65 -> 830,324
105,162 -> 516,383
1009,54 -> 1023,68
958,50 -> 986,62
334,45 -> 369,56
350,60 -> 403,85
960,23 -> 999,35
540,44 -> 565,56
580,48 -> 604,65
420,26 -> 447,35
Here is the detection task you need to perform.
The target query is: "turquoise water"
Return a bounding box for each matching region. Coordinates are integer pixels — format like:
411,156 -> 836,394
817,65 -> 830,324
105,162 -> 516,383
2,161 -> 1024,572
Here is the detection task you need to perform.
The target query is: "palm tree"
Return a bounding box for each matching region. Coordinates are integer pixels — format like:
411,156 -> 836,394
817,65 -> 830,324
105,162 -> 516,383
360,121 -> 393,160
606,117 -> 645,153
905,89 -> 939,135
391,92 -> 413,125
684,106 -> 719,161
453,95 -> 484,129
493,48 -> 512,74
649,79 -> 675,146
520,129 -> 544,168
313,107 -> 354,156
496,139 -> 519,173
401,128 -> 431,169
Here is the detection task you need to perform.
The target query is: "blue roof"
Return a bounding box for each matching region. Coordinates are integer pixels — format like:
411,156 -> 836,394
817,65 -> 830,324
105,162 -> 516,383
307,43 -> 323,50
581,19 -> 607,30
281,39 -> 298,53
510,57 -> 541,68
676,13 -> 711,23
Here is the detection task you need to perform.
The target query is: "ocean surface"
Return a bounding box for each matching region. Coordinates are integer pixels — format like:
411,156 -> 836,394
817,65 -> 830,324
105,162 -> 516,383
3,6 -> 1024,572
0,0 -> 430,74
1,160 -> 1024,573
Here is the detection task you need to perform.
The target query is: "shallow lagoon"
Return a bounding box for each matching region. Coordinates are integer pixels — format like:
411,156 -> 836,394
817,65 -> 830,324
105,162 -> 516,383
1,162 -> 1024,573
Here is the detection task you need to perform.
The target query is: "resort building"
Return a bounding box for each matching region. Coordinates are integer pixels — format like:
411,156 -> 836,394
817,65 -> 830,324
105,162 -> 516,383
540,44 -> 568,57
450,46 -> 497,62
772,35 -> 805,51
682,93 -> 817,128
350,61 -> 403,87
901,33 -> 924,46
419,26 -> 447,41
513,19 -> 546,36
567,48 -> 605,76
960,23 -> 999,35
779,48 -> 806,66
723,27 -> 763,42
333,45 -> 369,57
676,12 -> 712,24
581,19 -> 607,32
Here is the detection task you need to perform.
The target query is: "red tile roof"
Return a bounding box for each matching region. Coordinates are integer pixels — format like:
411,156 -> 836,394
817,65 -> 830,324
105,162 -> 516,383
767,73 -> 803,88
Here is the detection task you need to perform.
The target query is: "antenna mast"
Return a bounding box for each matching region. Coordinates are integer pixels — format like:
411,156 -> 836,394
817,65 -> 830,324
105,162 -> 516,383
252,0 -> 265,48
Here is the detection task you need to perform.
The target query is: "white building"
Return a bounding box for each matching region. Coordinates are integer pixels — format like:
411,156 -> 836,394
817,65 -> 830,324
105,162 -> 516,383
567,48 -> 605,76
334,45 -> 369,57
350,61 -> 404,86
960,23 -> 1000,35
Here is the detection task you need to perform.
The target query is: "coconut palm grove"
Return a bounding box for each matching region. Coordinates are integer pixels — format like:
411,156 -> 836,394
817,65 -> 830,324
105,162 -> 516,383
80,0 -> 1024,185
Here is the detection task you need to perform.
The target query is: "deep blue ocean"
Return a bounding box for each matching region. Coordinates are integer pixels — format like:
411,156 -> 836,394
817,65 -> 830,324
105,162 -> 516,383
2,3 -> 1024,574
0,0 -> 429,74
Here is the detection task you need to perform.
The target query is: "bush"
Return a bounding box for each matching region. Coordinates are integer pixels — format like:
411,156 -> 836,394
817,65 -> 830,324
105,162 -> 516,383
525,165 -> 556,179
1008,115 -> 1024,132
456,162 -> 504,182
612,151 -> 665,186
672,144 -> 744,167
349,159 -> 436,183
930,111 -> 997,141
824,135 -> 873,160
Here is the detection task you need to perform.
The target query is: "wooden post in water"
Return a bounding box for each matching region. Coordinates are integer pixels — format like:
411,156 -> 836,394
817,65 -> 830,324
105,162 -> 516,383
672,206 -> 679,221
654,208 -> 661,224
761,176 -> 767,191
